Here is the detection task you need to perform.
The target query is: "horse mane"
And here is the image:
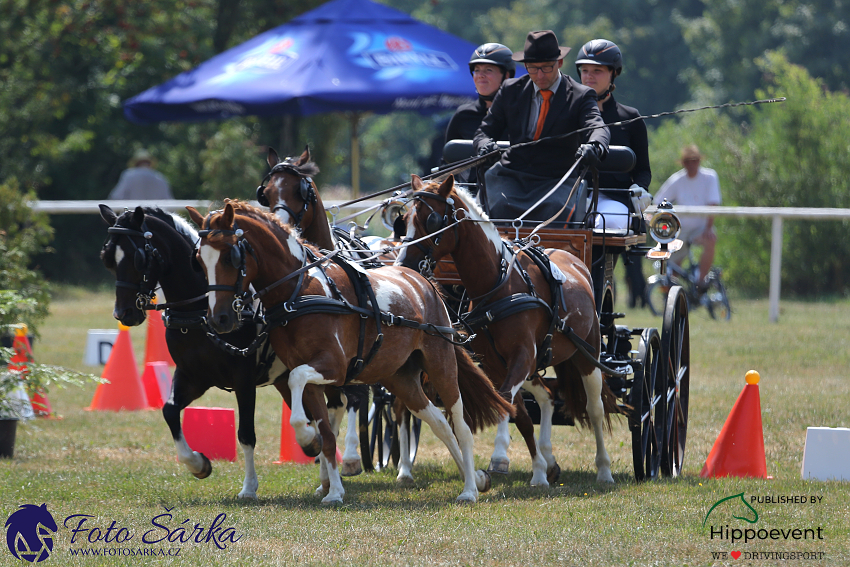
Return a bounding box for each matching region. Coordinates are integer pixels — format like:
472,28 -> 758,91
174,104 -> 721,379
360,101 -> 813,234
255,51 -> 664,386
221,199 -> 320,255
281,155 -> 320,178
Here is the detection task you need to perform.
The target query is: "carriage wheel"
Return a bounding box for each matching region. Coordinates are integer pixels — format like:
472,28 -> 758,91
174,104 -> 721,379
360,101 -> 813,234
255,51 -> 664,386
366,385 -> 396,471
705,271 -> 732,321
660,286 -> 690,477
358,392 -> 374,473
628,328 -> 664,481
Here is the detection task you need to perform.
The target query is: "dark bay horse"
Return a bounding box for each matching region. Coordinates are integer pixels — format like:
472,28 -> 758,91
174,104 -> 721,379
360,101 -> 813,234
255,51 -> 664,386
99,205 -> 292,499
397,176 -> 618,486
187,201 -> 514,504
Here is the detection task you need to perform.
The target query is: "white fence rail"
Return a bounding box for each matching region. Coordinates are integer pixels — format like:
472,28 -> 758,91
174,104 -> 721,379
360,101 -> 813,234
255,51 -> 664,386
30,201 -> 850,323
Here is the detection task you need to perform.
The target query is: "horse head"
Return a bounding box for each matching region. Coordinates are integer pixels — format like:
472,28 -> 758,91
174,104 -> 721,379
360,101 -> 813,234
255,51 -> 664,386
100,205 -> 186,326
256,147 -> 328,242
396,174 -> 464,275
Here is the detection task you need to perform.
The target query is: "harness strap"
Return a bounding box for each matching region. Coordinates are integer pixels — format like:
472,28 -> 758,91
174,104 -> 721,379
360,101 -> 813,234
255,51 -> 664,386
462,293 -> 551,331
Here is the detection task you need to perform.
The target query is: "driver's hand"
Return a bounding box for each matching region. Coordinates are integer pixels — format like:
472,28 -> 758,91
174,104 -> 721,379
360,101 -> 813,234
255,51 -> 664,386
576,143 -> 601,167
477,140 -> 499,157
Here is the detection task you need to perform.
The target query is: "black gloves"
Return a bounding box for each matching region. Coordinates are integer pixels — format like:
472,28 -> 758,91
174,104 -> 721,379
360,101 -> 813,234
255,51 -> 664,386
576,143 -> 602,167
477,140 -> 499,157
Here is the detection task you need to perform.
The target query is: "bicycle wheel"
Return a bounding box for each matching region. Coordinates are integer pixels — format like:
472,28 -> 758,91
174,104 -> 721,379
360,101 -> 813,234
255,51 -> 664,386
705,271 -> 731,321
645,279 -> 669,317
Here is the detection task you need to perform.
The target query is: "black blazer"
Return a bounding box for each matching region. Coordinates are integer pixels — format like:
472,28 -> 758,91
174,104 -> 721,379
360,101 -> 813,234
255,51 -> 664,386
474,73 -> 609,179
595,95 -> 651,190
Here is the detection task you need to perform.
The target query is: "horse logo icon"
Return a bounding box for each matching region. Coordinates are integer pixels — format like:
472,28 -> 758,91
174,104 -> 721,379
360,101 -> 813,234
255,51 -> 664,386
703,492 -> 759,527
5,504 -> 57,563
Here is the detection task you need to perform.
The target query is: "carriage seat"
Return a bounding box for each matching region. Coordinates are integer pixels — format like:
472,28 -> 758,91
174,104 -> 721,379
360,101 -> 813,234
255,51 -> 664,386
442,141 -> 643,233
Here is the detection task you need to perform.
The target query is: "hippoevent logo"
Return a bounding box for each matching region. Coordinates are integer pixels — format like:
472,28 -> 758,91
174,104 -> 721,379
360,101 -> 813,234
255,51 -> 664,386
5,504 -> 57,563
5,504 -> 243,562
704,492 -> 826,561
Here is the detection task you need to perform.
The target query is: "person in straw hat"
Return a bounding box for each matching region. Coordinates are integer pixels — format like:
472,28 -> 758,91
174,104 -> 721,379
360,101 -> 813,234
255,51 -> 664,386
472,30 -> 609,219
108,148 -> 173,200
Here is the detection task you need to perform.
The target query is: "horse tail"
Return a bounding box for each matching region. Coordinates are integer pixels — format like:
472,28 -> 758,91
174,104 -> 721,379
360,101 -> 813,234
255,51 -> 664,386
555,361 -> 621,433
454,345 -> 515,433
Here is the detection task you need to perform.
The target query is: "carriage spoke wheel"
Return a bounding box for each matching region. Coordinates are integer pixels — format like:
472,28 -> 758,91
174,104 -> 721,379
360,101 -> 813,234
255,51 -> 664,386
629,328 -> 664,481
660,286 -> 690,477
360,385 -> 422,472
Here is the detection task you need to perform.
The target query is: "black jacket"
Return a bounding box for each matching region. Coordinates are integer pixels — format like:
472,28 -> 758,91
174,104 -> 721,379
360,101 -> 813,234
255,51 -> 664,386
595,95 -> 651,189
445,98 -> 488,144
474,73 -> 609,179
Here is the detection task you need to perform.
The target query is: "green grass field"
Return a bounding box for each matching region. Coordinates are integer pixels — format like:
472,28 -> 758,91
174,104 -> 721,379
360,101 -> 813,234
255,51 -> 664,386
2,286 -> 849,566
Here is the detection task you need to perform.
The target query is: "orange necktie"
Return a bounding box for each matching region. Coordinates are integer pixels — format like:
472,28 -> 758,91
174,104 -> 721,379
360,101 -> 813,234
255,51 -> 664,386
533,89 -> 553,140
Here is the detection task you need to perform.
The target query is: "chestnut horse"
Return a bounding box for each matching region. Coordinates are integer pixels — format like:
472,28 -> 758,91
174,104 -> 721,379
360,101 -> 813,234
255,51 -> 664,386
186,201 -> 513,504
397,176 -> 618,486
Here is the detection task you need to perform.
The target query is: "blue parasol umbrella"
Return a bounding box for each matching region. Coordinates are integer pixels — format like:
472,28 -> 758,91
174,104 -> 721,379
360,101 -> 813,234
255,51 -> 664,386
124,0 -> 488,193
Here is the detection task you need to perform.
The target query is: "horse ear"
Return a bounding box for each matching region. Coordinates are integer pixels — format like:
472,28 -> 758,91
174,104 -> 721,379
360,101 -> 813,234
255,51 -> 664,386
132,206 -> 145,227
99,204 -> 117,226
267,147 -> 280,168
438,175 -> 454,197
298,145 -> 311,166
411,174 -> 423,190
185,206 -> 205,228
222,203 -> 235,227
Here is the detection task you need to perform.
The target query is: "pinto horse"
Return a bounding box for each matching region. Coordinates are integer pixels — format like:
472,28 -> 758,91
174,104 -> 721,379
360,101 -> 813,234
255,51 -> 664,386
99,205 -> 297,499
187,201 -> 513,504
397,176 -> 618,486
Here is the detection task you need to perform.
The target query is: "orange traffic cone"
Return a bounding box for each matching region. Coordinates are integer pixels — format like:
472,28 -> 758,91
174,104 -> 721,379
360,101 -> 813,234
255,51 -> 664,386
182,407 -> 237,461
144,305 -> 174,367
275,401 -> 318,465
86,324 -> 149,411
141,361 -> 172,409
700,370 -> 767,479
9,325 -> 55,418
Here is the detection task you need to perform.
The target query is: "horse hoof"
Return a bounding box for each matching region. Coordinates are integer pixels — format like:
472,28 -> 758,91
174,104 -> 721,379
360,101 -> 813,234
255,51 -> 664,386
396,475 -> 416,488
340,459 -> 362,477
321,495 -> 344,506
300,434 -> 322,458
192,454 -> 212,479
475,470 -> 492,493
314,484 -> 328,497
487,458 -> 509,475
455,493 -> 477,505
237,491 -> 258,501
547,462 -> 561,485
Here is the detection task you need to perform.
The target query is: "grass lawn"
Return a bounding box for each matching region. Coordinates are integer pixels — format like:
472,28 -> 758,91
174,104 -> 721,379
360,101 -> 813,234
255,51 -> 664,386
1,285 -> 848,566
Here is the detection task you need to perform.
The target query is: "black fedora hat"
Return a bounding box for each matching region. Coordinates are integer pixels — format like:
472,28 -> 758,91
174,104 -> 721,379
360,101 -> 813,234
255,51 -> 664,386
511,30 -> 571,63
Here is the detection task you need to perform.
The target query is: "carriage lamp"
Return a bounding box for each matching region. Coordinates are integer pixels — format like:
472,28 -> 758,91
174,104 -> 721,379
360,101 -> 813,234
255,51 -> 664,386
646,200 -> 682,260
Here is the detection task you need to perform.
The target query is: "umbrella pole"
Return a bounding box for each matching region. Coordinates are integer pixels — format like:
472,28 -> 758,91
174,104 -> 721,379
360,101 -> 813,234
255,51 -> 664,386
350,113 -> 361,198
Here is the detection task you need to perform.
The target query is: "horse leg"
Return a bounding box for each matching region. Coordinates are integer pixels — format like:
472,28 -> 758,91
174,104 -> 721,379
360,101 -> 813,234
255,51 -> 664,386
340,385 -> 366,477
393,397 -> 415,486
499,376 -> 549,487
234,382 -> 259,500
522,377 -> 560,484
488,416 -> 511,475
289,364 -> 345,504
582,367 -> 614,483
163,369 -> 212,479
287,365 -> 329,457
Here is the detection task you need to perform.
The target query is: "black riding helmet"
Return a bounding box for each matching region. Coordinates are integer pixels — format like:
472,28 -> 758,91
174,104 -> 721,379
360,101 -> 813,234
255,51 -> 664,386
469,43 -> 516,78
575,39 -> 623,77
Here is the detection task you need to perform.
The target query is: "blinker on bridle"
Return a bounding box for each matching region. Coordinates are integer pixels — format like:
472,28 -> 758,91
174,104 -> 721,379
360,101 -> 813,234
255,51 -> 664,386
403,191 -> 458,275
198,217 -> 255,322
107,221 -> 161,310
255,162 -> 316,226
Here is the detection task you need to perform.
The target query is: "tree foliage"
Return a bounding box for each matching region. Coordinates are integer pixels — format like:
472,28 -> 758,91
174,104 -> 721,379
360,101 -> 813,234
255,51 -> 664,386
1,0 -> 849,294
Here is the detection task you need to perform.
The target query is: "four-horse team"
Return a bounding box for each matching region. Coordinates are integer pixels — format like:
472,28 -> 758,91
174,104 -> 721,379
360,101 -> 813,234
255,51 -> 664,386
100,29 -> 691,504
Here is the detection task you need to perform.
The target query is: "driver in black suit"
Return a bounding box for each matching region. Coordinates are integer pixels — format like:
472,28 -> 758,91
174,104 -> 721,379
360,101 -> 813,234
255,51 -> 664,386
473,30 -> 609,186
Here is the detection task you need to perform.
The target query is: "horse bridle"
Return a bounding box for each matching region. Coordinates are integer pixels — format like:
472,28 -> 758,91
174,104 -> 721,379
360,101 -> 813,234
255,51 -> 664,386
256,162 -> 316,226
403,191 -> 460,276
198,217 -> 256,322
107,222 -> 162,310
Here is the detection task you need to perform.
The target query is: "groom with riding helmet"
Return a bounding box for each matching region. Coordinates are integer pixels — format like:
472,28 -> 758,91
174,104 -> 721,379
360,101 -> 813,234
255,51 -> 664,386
473,30 -> 609,206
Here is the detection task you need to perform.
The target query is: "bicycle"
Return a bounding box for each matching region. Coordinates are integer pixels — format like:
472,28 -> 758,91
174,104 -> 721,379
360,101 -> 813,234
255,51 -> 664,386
645,247 -> 731,320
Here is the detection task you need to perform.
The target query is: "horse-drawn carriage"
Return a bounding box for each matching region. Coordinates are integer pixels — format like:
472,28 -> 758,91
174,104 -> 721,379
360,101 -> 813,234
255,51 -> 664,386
98,140 -> 691,506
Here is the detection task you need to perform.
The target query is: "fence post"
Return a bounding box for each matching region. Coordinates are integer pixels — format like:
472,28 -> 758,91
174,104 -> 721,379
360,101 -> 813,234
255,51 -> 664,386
769,215 -> 783,323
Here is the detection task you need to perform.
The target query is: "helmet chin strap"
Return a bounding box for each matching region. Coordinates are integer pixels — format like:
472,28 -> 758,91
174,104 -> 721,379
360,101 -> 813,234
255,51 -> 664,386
595,87 -> 613,102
